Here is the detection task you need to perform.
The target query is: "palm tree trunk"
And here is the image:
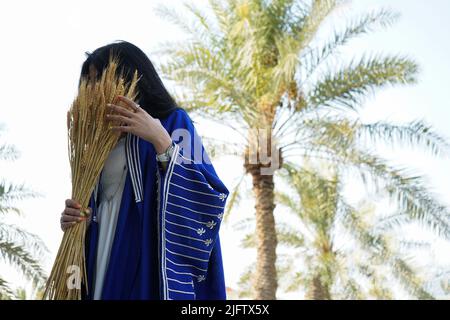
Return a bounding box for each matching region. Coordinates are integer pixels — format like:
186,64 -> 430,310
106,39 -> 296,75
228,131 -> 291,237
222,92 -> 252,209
307,274 -> 331,300
244,125 -> 280,299
247,166 -> 278,299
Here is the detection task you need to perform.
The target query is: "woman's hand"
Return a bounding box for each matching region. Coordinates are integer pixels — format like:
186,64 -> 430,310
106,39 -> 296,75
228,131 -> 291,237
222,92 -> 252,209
60,199 -> 91,232
105,95 -> 172,154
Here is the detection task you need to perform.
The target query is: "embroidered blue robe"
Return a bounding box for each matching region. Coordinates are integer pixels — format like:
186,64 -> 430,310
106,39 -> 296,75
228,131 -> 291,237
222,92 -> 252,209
83,108 -> 229,300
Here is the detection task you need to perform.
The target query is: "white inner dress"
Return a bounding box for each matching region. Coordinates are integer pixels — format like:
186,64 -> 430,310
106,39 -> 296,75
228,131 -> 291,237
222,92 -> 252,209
93,136 -> 127,300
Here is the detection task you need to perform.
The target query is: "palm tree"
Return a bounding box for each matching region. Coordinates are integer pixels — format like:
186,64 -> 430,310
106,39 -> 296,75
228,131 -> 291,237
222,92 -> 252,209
153,0 -> 450,299
276,162 -> 435,299
236,161 -> 437,299
0,124 -> 48,299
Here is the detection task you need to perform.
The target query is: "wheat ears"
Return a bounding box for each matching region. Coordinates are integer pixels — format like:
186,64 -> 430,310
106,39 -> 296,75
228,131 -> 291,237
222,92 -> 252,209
43,52 -> 140,300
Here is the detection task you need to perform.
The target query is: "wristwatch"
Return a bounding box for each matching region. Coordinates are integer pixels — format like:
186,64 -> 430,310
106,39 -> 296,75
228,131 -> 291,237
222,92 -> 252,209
156,140 -> 175,162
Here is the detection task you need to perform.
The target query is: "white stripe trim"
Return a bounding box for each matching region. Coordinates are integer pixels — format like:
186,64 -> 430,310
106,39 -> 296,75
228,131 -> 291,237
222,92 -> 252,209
165,228 -> 206,243
167,277 -> 194,285
166,257 -> 208,272
165,219 -> 205,234
156,165 -> 163,298
168,288 -> 195,295
166,238 -> 210,254
177,151 -> 197,164
126,133 -> 141,202
167,201 -> 221,218
133,135 -> 143,201
170,182 -> 219,198
166,267 -> 200,278
166,248 -> 209,262
172,171 -> 211,186
166,210 -> 210,226
161,142 -> 180,299
175,162 -> 203,175
168,192 -> 225,209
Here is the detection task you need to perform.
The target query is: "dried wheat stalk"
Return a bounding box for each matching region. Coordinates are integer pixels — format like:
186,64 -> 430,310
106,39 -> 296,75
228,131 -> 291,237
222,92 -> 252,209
43,53 -> 140,300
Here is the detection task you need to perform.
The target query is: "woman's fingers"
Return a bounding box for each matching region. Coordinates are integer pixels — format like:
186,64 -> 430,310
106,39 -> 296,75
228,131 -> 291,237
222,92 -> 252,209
116,95 -> 141,112
106,103 -> 135,118
64,207 -> 82,217
61,222 -> 76,231
105,113 -> 135,124
110,125 -> 132,133
65,199 -> 81,209
60,201 -> 92,231
61,214 -> 84,223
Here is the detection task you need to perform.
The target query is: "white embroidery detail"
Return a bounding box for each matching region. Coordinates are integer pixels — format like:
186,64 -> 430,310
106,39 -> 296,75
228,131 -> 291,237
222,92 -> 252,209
206,220 -> 216,229
197,228 -> 206,235
197,275 -> 206,282
204,239 -> 213,246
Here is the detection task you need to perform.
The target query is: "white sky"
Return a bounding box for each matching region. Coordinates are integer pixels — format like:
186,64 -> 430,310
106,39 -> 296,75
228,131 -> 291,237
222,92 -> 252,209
0,0 -> 449,299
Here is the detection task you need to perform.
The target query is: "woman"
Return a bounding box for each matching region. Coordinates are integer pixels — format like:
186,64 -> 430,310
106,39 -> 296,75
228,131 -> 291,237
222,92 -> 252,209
60,40 -> 229,300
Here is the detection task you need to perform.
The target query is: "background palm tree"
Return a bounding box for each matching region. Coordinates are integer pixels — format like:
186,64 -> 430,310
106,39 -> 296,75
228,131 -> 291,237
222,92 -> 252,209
153,0 -> 450,299
0,124 -> 48,299
276,162 -> 435,299
235,162 -> 438,299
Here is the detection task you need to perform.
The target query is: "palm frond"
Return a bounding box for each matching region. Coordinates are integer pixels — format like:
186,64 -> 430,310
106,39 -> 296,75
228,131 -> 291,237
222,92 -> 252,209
0,222 -> 49,257
0,240 -> 47,288
0,181 -> 41,216
0,277 -> 14,300
308,54 -> 419,111
0,143 -> 19,161
301,8 -> 400,77
286,139 -> 450,239
240,221 -> 304,249
357,119 -> 450,157
339,202 -> 434,299
343,150 -> 450,239
298,0 -> 340,47
391,258 -> 434,299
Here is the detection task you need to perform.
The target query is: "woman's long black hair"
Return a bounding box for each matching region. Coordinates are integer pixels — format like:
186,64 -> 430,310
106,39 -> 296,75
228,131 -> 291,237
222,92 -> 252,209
79,40 -> 181,119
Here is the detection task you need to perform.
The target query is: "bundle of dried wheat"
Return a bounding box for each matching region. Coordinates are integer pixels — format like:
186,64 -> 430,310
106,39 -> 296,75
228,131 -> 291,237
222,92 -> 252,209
43,53 -> 140,300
